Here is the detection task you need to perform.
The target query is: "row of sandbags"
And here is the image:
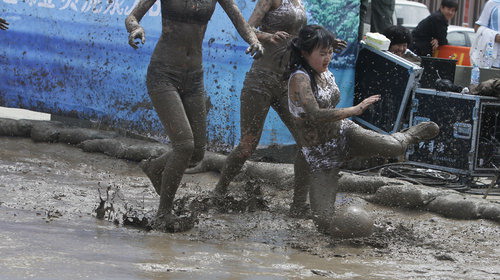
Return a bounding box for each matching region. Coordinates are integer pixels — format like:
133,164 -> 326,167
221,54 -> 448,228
1,117 -> 499,222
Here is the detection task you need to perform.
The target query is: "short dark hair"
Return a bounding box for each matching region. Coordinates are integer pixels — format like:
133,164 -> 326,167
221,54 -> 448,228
383,25 -> 412,46
441,0 -> 459,10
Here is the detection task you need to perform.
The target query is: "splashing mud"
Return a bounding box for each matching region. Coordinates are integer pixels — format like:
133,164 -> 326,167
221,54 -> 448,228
1,136 -> 499,279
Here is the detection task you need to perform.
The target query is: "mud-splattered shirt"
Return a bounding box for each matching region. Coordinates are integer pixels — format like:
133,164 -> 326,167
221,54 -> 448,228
253,0 -> 307,73
288,69 -> 356,172
288,69 -> 341,118
260,0 -> 307,35
161,0 -> 216,25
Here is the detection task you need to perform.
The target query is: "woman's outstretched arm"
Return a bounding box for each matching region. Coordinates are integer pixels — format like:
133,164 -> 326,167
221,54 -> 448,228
125,0 -> 157,49
288,72 -> 380,122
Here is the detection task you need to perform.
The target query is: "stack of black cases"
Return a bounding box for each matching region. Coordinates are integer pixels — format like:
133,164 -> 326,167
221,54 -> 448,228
354,43 -> 423,133
407,88 -> 500,177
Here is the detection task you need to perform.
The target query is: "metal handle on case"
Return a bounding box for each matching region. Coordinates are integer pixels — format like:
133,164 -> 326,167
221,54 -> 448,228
411,98 -> 419,113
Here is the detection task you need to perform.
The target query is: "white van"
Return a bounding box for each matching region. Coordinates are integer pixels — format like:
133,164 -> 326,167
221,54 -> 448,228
363,0 -> 430,33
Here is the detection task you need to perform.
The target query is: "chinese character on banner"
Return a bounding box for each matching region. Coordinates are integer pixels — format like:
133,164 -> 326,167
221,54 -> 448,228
59,0 -> 79,11
26,0 -> 38,7
38,0 -> 55,8
102,0 -> 125,15
123,0 -> 139,15
81,0 -> 103,13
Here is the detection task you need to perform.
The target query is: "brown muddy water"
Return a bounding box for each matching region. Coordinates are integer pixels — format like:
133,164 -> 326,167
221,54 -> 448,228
1,137 -> 499,279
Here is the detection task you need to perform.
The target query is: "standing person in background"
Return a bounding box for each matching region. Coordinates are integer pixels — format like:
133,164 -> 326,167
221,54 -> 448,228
370,0 -> 395,33
411,0 -> 458,56
358,0 -> 395,40
471,0 -> 500,68
126,0 -> 263,231
0,18 -> 8,30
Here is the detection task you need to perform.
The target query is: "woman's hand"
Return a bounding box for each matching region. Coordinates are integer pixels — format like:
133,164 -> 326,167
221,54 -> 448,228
332,39 -> 348,53
353,94 -> 380,115
268,30 -> 290,45
128,26 -> 146,49
246,41 -> 264,59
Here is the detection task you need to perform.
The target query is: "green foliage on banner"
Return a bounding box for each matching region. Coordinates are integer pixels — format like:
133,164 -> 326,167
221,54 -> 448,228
305,0 -> 360,42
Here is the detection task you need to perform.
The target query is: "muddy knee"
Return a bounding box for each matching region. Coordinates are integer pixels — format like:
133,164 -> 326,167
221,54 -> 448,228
235,140 -> 257,160
171,139 -> 195,162
384,137 -> 406,158
314,206 -> 374,238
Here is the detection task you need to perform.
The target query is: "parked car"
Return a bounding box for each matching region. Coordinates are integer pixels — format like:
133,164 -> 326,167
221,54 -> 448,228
363,0 -> 430,34
393,0 -> 430,30
447,25 -> 476,47
434,26 -> 475,66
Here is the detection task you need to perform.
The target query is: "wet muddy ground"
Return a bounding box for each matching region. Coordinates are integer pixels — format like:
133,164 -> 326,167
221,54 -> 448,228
1,136 -> 499,279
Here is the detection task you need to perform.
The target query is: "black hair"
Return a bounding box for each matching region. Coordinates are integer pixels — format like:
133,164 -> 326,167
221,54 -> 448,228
440,0 -> 458,10
284,24 -> 336,94
382,25 -> 412,47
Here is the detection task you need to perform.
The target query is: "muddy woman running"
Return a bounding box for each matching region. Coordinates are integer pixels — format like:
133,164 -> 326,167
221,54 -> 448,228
286,25 -> 439,236
125,0 -> 263,231
210,0 -> 346,217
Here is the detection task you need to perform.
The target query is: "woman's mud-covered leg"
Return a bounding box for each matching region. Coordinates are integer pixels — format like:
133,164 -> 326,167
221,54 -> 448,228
308,169 -> 339,233
347,124 -> 405,159
346,121 -> 439,159
214,75 -> 272,196
182,74 -> 207,168
308,167 -> 374,238
148,88 -> 195,229
290,153 -> 310,216
272,91 -> 311,217
140,72 -> 207,195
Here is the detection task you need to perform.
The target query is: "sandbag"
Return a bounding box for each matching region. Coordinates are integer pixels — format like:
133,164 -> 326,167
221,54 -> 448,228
0,118 -> 33,137
426,194 -> 481,220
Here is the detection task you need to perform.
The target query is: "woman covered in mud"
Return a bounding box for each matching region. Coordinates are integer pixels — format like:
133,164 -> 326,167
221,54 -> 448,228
125,0 -> 263,231
286,25 -> 439,236
210,0 -> 345,217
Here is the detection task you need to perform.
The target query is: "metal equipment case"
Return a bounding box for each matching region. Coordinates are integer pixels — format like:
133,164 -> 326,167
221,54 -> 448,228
407,88 -> 500,176
354,43 -> 423,134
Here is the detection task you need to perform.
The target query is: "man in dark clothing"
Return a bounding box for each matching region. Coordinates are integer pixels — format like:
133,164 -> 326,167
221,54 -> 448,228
411,0 -> 458,56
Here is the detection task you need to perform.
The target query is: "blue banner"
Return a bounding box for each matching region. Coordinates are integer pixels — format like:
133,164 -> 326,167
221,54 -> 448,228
0,0 -> 359,147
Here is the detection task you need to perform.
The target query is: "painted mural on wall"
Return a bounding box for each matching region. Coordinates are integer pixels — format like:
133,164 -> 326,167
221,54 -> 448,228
0,0 -> 359,148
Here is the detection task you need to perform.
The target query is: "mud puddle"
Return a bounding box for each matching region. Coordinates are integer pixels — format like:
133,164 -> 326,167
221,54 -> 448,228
1,137 -> 499,279
0,208 -> 369,279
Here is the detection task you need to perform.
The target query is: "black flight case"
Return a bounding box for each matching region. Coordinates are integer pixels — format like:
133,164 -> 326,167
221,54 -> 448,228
407,88 -> 500,177
354,43 -> 423,134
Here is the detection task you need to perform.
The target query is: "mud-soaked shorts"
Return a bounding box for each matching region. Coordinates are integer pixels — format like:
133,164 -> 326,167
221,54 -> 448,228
146,62 -> 205,97
242,67 -> 286,99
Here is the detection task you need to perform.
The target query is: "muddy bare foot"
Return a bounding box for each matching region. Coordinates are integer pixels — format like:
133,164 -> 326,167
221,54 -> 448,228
150,211 -> 198,233
139,153 -> 168,195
